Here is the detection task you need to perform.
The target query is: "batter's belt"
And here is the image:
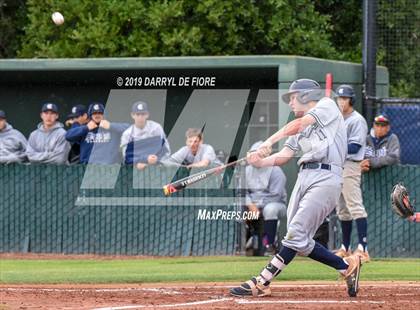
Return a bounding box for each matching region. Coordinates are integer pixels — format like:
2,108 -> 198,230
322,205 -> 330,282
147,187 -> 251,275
300,162 -> 343,176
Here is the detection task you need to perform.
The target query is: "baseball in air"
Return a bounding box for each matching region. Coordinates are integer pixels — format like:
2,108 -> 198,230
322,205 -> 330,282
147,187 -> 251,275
51,12 -> 64,25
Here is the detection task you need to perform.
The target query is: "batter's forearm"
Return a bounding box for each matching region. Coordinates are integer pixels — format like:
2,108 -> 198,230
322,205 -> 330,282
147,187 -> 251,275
266,116 -> 315,146
259,149 -> 293,167
266,120 -> 300,145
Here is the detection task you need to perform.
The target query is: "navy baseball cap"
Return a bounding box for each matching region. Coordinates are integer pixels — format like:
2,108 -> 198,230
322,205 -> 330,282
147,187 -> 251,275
41,103 -> 59,113
67,104 -> 87,119
131,101 -> 149,113
336,85 -> 355,98
0,110 -> 6,119
88,103 -> 105,116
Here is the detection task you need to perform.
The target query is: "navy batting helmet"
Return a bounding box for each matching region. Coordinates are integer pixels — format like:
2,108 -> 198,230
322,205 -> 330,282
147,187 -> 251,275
282,79 -> 320,104
296,89 -> 325,105
336,84 -> 356,105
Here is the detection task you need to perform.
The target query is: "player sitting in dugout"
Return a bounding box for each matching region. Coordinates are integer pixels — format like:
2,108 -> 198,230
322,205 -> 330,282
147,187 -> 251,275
360,113 -> 400,172
120,101 -> 170,170
0,110 -> 28,164
65,104 -> 89,164
26,103 -> 70,165
65,103 -> 129,164
245,141 -> 287,255
164,127 -> 221,168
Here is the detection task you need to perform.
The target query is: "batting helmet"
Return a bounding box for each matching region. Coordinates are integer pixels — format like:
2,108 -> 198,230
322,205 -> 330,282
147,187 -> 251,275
296,89 -> 325,105
336,84 -> 356,105
282,79 -> 320,104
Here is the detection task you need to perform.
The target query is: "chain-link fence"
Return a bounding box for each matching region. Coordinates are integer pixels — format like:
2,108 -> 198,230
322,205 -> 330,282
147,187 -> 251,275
1,164 -> 419,258
329,165 -> 420,258
373,100 -> 420,165
0,164 -> 241,256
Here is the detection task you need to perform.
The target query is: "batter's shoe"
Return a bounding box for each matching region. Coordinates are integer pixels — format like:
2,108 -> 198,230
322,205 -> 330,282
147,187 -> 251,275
344,255 -> 362,297
230,277 -> 271,297
353,248 -> 370,263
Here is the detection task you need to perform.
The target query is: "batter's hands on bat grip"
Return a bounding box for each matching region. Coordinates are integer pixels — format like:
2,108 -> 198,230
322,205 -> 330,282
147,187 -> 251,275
147,155 -> 158,165
257,141 -> 272,158
247,151 -> 264,167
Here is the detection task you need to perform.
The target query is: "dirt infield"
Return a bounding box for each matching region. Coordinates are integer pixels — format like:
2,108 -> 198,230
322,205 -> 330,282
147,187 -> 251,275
1,282 -> 419,309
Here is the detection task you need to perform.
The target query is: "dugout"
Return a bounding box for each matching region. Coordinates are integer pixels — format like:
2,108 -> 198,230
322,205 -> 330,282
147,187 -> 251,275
1,56 -> 397,256
0,56 -> 389,192
0,56 -> 389,190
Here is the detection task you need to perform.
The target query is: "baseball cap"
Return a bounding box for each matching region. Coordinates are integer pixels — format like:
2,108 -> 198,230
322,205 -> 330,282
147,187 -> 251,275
131,101 -> 149,113
0,110 -> 6,119
374,114 -> 390,125
336,85 -> 355,98
88,103 -> 105,116
67,104 -> 87,119
41,103 -> 59,113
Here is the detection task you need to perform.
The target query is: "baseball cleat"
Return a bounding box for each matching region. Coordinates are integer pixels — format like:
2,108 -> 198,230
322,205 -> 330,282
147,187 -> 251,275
230,277 -> 271,297
353,248 -> 371,263
344,255 -> 362,297
334,247 -> 352,258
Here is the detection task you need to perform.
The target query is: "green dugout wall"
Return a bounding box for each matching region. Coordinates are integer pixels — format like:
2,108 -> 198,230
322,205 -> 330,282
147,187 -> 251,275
1,164 -> 419,257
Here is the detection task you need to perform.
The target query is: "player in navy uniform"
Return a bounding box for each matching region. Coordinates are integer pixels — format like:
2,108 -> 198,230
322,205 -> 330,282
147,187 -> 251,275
65,103 -> 129,164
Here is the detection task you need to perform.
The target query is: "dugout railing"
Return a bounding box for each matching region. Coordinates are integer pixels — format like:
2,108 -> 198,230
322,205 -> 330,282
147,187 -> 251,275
1,164 -> 419,257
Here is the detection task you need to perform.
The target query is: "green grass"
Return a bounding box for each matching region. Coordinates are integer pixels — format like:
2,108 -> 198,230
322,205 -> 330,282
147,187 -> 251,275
1,257 -> 419,284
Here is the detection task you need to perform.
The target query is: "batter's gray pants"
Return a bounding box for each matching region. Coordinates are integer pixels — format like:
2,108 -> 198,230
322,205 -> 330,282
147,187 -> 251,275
282,168 -> 342,256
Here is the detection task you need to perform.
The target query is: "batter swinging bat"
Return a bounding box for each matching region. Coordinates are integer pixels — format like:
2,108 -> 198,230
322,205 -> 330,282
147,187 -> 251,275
163,157 -> 248,196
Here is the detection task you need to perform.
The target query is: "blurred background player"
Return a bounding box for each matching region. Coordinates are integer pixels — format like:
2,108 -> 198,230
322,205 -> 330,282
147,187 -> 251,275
121,101 -> 170,170
65,104 -> 88,128
361,113 -> 400,172
334,85 -> 370,263
26,103 -> 70,164
65,103 -> 129,164
245,141 -> 287,256
65,104 -> 88,164
165,127 -> 219,168
0,110 -> 27,164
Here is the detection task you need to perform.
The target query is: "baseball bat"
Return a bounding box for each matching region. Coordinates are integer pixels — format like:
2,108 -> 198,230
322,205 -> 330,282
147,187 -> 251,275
163,157 -> 247,196
325,72 -> 333,97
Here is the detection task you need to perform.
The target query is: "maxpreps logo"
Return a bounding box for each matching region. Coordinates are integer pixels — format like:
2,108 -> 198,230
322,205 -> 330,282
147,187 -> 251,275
197,209 -> 259,221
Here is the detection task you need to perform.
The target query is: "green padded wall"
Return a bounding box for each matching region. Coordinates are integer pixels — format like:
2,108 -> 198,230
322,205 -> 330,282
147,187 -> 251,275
1,164 -> 418,257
